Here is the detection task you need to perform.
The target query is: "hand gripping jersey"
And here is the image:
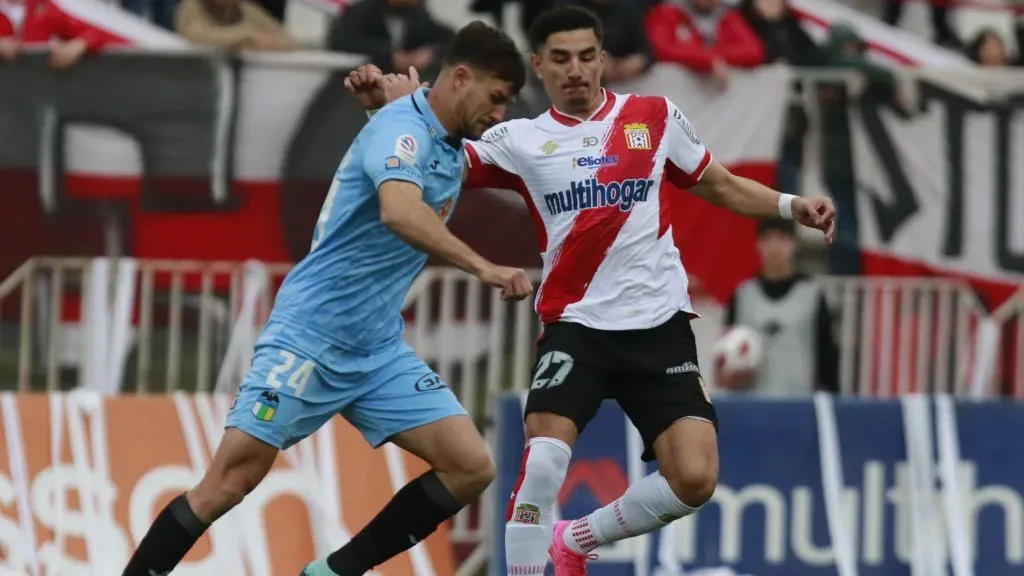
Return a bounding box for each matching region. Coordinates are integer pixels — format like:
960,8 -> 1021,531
464,90 -> 711,331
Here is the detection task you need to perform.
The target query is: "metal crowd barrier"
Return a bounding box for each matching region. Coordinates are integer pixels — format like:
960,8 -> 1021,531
2,257 -> 1023,399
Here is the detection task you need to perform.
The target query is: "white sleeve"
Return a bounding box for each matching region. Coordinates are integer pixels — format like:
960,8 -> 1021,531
464,122 -> 521,190
663,97 -> 712,188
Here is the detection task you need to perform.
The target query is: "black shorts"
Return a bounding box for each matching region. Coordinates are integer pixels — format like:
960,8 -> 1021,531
524,311 -> 717,462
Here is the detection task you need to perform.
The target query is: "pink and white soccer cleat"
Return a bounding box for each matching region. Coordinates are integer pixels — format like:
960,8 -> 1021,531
549,520 -> 595,576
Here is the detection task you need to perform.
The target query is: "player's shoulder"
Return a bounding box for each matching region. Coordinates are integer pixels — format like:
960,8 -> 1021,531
618,92 -> 666,105
617,93 -> 683,120
372,99 -> 432,135
367,101 -> 436,160
479,117 -> 533,144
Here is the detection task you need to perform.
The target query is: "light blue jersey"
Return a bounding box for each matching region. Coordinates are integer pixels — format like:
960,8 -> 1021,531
272,88 -> 464,354
226,89 -> 468,450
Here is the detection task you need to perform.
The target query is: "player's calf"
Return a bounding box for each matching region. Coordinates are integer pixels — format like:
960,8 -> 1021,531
555,418 -> 718,567
505,436 -> 572,576
121,428 -> 278,576
503,412 -> 577,575
188,427 -> 281,519
307,415 -> 494,576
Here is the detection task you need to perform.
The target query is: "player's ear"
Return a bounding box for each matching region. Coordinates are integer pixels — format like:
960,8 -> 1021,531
452,64 -> 471,90
530,52 -> 543,79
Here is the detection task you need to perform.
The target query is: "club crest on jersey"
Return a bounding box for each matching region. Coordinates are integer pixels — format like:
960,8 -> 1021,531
541,140 -> 559,155
395,134 -> 418,164
624,122 -> 651,150
544,178 -> 654,215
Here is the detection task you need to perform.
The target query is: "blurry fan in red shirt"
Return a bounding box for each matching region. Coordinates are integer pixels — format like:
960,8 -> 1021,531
645,0 -> 765,91
0,0 -> 126,68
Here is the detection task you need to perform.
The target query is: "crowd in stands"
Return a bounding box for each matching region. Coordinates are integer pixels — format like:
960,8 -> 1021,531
1,0 -> 1022,69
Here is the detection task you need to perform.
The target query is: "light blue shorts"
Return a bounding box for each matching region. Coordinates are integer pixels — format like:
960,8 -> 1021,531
225,321 -> 466,450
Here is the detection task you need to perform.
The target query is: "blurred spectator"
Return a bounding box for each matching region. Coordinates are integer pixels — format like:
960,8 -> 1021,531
471,0 -> 536,37
824,23 -> 904,110
721,219 -> 839,396
328,0 -> 454,76
1018,17 -> 1024,64
740,0 -> 822,197
122,0 -> 178,31
645,0 -> 765,91
252,0 -> 285,23
816,23 -> 910,276
882,0 -> 958,49
740,0 -> 822,66
555,0 -> 651,82
966,27 -> 1015,66
175,0 -> 299,50
0,0 -> 124,68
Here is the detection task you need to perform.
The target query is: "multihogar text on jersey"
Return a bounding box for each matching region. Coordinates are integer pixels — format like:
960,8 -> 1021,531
543,178 -> 655,215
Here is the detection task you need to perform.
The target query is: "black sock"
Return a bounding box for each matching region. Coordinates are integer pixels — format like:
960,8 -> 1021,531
326,471 -> 464,575
121,493 -> 209,576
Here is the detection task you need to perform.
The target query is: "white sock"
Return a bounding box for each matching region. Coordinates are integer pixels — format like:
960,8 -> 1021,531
562,472 -> 698,554
505,437 -> 571,576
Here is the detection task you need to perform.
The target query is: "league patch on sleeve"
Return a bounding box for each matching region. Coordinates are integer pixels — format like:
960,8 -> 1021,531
395,134 -> 418,165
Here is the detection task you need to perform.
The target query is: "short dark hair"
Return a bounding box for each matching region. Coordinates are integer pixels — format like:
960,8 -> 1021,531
757,218 -> 797,237
527,6 -> 604,53
444,21 -> 526,94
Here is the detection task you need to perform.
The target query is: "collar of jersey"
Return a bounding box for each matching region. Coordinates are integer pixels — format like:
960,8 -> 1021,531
549,89 -> 616,127
410,88 -> 461,149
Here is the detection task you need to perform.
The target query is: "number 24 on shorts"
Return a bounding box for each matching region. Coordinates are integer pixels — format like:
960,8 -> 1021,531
266,350 -> 315,397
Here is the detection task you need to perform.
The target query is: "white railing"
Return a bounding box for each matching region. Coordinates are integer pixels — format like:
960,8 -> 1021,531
404,267 -> 1024,401
2,257 -> 1024,574
0,257 -> 292,393
818,276 -> 1024,398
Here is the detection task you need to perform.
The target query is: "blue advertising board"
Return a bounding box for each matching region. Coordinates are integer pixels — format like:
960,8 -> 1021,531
491,395 -> 1024,576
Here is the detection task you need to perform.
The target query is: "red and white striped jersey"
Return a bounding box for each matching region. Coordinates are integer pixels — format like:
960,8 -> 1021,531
464,90 -> 712,331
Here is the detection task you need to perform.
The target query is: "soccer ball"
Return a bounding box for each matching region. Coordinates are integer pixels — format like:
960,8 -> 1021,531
711,325 -> 763,374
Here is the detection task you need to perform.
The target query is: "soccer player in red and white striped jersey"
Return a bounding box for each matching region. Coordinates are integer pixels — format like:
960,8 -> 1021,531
347,7 -> 835,575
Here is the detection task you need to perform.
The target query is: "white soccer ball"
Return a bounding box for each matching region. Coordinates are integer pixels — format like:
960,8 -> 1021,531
712,325 -> 763,374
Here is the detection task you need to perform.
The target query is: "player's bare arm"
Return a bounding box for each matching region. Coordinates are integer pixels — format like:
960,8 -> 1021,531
690,160 -> 838,244
378,180 -> 533,300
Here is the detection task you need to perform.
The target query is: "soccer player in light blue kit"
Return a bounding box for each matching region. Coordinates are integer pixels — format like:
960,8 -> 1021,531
121,22 -> 531,576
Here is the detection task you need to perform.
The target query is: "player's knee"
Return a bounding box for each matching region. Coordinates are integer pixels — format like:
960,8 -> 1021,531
514,438 -> 571,508
440,446 -> 495,498
660,457 -> 718,508
189,434 -> 277,521
467,449 -> 498,491
524,412 -> 578,447
190,464 -> 263,521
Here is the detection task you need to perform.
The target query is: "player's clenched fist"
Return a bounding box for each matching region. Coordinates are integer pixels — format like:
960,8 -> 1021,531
478,265 -> 533,301
345,65 -> 429,110
344,64 -> 386,109
792,195 -> 837,245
